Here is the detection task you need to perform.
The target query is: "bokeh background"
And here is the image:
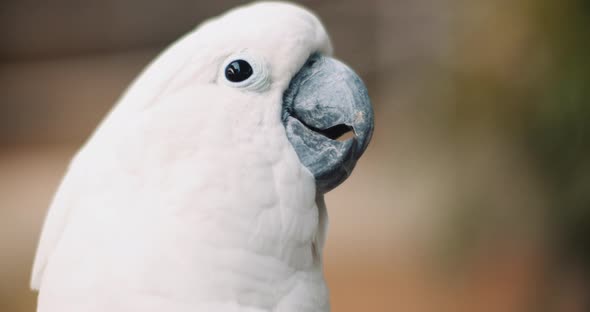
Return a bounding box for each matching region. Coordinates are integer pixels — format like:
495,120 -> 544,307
1,0 -> 589,311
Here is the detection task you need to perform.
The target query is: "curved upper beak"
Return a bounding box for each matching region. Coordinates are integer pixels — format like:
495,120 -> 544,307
282,54 -> 374,193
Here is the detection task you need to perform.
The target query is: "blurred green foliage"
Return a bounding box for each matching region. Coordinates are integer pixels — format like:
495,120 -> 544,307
432,1 -> 590,286
527,0 -> 590,269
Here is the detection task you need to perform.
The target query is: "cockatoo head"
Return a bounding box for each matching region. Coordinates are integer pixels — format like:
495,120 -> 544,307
106,1 -> 373,194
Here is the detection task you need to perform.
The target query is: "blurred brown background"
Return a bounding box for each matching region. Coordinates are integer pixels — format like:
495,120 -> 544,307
1,0 -> 589,311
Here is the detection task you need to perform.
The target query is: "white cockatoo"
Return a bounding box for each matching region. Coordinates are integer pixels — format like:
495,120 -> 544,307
31,2 -> 373,311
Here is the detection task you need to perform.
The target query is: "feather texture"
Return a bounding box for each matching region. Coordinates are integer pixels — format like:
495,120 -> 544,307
32,2 -> 333,311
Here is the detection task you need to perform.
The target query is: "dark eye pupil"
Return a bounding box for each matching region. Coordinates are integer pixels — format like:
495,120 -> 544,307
225,60 -> 253,82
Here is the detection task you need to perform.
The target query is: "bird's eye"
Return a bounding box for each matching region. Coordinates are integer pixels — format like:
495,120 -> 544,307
219,51 -> 269,92
225,60 -> 253,82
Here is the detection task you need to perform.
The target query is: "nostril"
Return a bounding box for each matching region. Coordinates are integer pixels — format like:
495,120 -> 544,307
317,124 -> 354,141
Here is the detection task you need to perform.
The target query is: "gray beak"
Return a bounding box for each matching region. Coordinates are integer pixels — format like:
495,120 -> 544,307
282,54 -> 374,194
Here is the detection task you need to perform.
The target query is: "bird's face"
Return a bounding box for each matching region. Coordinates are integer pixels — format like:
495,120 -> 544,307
110,2 -> 373,194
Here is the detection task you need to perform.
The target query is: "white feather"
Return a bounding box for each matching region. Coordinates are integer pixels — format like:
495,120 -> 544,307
32,2 -> 332,311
